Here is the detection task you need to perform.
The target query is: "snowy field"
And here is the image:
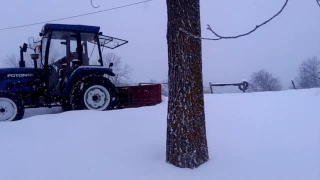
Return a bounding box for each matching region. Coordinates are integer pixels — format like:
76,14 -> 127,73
1,88 -> 320,180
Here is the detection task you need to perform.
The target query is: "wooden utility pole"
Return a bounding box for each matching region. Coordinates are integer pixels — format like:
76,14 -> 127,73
166,0 -> 209,169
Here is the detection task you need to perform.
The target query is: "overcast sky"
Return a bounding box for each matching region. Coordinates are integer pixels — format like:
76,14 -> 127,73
0,0 -> 319,91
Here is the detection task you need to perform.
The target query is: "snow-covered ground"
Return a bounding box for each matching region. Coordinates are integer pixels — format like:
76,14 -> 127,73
1,88 -> 320,180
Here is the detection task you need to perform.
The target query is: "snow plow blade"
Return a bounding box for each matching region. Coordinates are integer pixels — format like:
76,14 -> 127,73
116,84 -> 162,108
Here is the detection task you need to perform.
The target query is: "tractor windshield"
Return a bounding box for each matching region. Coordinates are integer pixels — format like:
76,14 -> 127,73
42,31 -> 102,67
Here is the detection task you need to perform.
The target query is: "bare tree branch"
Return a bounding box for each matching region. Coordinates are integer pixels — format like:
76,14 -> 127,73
4,54 -> 36,68
179,28 -> 221,40
181,0 -> 289,40
4,54 -> 19,67
317,0 -> 320,7
90,0 -> 100,8
206,0 -> 288,40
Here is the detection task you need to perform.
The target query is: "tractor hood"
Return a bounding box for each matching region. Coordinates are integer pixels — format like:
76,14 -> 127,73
0,67 -> 41,80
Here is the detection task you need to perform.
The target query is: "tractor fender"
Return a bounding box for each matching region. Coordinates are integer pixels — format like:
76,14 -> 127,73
62,66 -> 115,97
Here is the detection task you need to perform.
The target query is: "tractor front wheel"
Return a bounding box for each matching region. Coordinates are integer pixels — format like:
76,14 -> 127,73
70,75 -> 118,111
0,92 -> 24,122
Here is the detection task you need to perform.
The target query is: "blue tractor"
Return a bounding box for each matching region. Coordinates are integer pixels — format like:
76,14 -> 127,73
0,23 -> 130,122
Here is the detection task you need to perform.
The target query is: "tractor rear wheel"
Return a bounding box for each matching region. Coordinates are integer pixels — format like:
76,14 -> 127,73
70,75 -> 118,111
0,92 -> 24,122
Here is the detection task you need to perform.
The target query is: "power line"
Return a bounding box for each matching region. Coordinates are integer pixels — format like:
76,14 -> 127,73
0,0 -> 152,31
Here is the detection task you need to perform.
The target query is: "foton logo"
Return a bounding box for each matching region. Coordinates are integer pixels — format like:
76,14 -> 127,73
7,74 -> 34,78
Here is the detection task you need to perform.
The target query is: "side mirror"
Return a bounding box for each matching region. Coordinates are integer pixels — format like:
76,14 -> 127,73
109,63 -> 114,68
22,43 -> 28,52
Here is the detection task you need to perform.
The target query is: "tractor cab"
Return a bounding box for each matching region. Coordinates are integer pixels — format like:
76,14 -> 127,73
31,23 -> 128,95
37,23 -> 128,69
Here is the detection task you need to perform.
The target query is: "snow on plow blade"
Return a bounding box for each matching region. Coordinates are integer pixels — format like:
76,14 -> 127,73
116,84 -> 162,108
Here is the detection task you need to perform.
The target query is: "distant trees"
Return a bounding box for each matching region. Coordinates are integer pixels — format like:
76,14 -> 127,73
4,54 -> 21,67
248,56 -> 320,91
295,56 -> 320,89
3,42 -> 57,68
102,52 -> 133,86
249,69 -> 282,92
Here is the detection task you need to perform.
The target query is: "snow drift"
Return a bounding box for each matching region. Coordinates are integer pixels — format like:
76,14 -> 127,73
1,88 -> 320,180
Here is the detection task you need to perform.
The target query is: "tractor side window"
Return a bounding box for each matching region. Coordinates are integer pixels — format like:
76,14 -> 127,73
87,41 -> 100,65
70,40 -> 77,53
81,33 -> 100,66
49,39 -> 66,64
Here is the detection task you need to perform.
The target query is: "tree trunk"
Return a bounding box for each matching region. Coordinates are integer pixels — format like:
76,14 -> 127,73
166,0 -> 209,169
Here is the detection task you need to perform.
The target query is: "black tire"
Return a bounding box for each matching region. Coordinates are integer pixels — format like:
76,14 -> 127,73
69,75 -> 119,111
0,91 -> 24,122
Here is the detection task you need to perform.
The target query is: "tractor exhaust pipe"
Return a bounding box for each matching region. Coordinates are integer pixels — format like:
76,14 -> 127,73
30,53 -> 39,69
19,43 -> 28,68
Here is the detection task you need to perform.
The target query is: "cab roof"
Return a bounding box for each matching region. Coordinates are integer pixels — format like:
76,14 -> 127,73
42,23 -> 101,34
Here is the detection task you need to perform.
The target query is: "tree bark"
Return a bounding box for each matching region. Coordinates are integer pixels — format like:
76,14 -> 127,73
166,0 -> 209,169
